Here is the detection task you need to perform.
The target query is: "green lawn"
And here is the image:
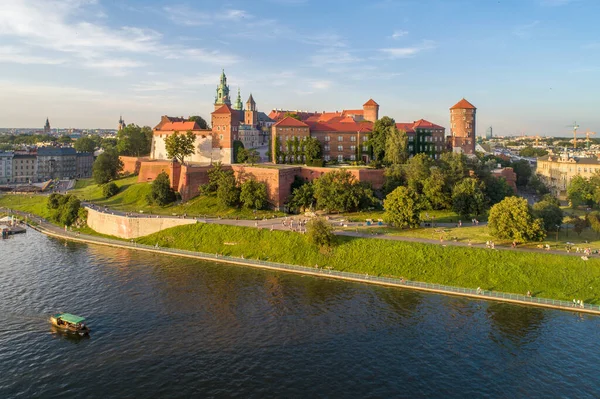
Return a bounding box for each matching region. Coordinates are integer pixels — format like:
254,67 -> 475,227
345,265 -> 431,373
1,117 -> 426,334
0,194 -> 52,219
136,222 -> 600,304
342,209 -> 487,223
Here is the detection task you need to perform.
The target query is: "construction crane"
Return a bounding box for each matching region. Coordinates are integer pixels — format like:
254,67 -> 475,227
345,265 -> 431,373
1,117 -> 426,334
567,121 -> 580,148
584,130 -> 597,149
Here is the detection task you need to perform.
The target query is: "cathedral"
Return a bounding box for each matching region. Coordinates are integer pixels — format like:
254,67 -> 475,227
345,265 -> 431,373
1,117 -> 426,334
150,70 -> 272,165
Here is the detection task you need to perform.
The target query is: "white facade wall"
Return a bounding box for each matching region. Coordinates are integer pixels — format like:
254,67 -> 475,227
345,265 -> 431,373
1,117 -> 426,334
151,133 -> 232,165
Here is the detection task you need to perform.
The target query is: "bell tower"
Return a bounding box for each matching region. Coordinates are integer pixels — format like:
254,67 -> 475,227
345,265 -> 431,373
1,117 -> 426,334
245,94 -> 257,126
214,69 -> 231,110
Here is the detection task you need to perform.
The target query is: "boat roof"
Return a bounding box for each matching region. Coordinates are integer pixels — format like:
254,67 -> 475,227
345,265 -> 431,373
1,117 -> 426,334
55,313 -> 86,324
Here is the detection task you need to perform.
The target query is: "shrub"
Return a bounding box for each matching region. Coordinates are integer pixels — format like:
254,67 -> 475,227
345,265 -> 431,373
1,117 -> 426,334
306,217 -> 334,248
102,182 -> 119,198
146,172 -> 176,206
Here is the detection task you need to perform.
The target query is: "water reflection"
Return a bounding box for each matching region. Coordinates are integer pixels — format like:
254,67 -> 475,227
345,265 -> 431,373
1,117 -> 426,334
487,303 -> 546,347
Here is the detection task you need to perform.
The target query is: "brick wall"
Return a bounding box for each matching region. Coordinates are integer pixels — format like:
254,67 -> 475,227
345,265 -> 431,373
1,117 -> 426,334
120,156 -> 145,175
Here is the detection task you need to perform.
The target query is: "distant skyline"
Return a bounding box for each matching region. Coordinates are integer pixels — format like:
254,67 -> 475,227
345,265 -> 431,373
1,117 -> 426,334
1,0 -> 599,136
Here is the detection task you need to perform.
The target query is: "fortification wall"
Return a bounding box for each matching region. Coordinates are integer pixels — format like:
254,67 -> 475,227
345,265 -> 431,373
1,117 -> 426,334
86,207 -> 196,239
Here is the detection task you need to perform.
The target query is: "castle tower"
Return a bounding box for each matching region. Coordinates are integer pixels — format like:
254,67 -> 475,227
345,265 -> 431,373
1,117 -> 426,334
44,118 -> 50,134
363,99 -> 379,122
450,98 -> 477,155
214,69 -> 231,110
245,93 -> 257,126
118,115 -> 126,131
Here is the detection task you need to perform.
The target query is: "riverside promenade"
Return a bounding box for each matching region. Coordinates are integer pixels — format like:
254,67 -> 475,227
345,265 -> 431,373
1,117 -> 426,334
8,209 -> 600,316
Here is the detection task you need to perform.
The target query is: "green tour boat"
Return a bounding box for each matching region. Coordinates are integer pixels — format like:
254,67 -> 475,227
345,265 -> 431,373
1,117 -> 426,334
50,313 -> 90,336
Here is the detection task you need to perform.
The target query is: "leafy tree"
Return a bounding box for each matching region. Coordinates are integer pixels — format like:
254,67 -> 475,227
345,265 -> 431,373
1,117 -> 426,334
313,170 -> 375,212
588,211 -> 600,237
188,115 -> 209,129
74,136 -> 96,153
216,170 -> 240,206
540,193 -> 560,207
288,182 -> 315,213
47,194 -> 81,226
101,138 -> 118,150
306,217 -> 334,249
284,112 -> 301,121
484,176 -> 514,205
304,137 -> 322,163
532,200 -> 564,232
519,147 -> 548,157
440,152 -> 468,188
102,182 -> 119,198
383,186 -> 422,228
529,174 -> 550,195
57,135 -> 72,145
405,153 -> 433,192
92,149 -> 123,184
511,159 -> 532,187
451,178 -> 487,217
488,197 -> 546,242
382,164 -> 406,195
240,179 -> 268,209
569,216 -> 588,236
384,127 -> 408,165
233,140 -> 245,163
368,116 -> 395,161
165,131 -> 196,164
567,175 -> 594,207
146,172 -> 176,206
47,193 -> 62,210
117,124 -> 153,156
201,162 -> 225,194
422,167 -> 449,210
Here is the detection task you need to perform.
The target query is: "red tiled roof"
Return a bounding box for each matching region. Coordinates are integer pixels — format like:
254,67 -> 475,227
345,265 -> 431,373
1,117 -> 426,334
412,119 -> 445,130
395,123 -> 415,133
363,99 -> 379,107
273,116 -> 309,127
307,120 -> 373,133
212,104 -> 234,114
157,121 -> 200,131
450,98 -> 476,110
342,109 -> 364,115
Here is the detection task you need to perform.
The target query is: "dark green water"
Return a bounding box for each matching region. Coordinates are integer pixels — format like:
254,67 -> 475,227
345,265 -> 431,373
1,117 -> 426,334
1,229 -> 599,398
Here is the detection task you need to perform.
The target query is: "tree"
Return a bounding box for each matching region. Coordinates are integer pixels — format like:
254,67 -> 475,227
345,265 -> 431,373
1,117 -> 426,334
47,194 -> 81,226
240,179 -> 268,209
383,186 -> 422,228
519,147 -> 548,157
238,149 -> 260,165
288,182 -> 315,213
304,137 -> 322,163
101,138 -> 118,151
233,140 -> 245,163
116,124 -> 153,156
532,200 -> 564,232
540,193 -> 560,207
382,164 -> 406,195
511,159 -> 532,187
306,217 -> 334,249
405,153 -> 433,192
146,172 -> 176,206
484,176 -> 514,205
529,174 -> 550,195
201,162 -> 225,194
313,169 -> 375,212
92,149 -> 123,184
422,167 -> 449,209
488,197 -> 546,242
284,112 -> 301,121
57,135 -> 72,145
568,175 -> 594,207
588,211 -> 600,237
165,130 -> 196,164
451,178 -> 487,217
188,115 -> 209,129
369,116 -> 395,161
74,136 -> 96,153
569,216 -> 588,236
440,152 -> 468,188
216,170 -> 240,206
102,182 -> 119,198
384,127 -> 408,165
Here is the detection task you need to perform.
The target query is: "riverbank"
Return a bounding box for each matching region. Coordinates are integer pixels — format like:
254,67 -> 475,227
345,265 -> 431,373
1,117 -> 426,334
16,213 -> 600,315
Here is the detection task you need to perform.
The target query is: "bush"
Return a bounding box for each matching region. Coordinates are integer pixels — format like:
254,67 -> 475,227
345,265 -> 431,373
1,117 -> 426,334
240,179 -> 268,210
306,217 -> 334,249
146,172 -> 176,206
102,182 -> 119,198
46,193 -> 82,227
488,197 -> 545,242
307,159 -> 325,167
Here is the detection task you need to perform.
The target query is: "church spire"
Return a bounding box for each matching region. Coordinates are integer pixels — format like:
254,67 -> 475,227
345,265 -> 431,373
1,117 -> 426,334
233,87 -> 243,111
214,69 -> 231,109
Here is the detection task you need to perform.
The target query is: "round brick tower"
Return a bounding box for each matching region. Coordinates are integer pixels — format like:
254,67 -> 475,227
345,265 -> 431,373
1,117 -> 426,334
450,98 -> 476,155
362,99 -> 379,122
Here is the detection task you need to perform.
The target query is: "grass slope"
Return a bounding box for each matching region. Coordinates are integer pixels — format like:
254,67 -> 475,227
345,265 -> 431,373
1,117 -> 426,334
136,223 -> 600,304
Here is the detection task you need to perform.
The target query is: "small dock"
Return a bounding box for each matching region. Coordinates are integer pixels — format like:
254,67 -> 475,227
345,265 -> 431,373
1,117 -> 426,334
1,216 -> 27,238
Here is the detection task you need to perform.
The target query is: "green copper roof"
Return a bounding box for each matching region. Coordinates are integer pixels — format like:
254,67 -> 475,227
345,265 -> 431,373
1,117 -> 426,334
56,313 -> 86,324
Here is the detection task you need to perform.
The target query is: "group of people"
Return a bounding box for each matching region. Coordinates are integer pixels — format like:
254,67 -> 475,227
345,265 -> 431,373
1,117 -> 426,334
485,241 -> 496,249
573,299 -> 586,309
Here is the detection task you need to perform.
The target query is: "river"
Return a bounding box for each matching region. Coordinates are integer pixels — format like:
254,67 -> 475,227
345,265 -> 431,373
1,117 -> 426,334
1,229 -> 599,398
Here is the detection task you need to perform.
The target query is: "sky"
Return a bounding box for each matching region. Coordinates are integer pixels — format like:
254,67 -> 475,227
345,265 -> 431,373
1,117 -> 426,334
0,0 -> 599,136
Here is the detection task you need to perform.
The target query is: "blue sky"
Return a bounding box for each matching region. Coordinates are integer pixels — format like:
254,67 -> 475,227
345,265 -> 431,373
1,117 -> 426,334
0,0 -> 599,136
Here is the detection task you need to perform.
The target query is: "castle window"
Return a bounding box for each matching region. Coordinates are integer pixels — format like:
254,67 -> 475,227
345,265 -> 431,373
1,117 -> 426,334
324,155 -> 331,161
362,145 -> 368,152
337,155 -> 344,162
338,136 -> 343,142
324,135 -> 330,141
409,136 -> 414,142
324,145 -> 330,151
350,136 -> 356,142
338,145 -> 343,151
350,145 -> 356,151
220,135 -> 223,140
350,155 -> 356,161
362,136 -> 368,142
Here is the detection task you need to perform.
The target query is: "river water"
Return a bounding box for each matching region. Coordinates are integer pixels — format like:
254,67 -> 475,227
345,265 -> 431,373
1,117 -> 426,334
1,229 -> 599,398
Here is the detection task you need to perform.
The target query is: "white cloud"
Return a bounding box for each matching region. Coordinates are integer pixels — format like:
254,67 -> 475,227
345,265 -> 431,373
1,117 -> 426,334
163,5 -> 251,26
379,40 -> 435,59
0,0 -> 240,75
0,46 -> 65,65
311,49 -> 361,67
310,80 -> 332,90
391,30 -> 408,39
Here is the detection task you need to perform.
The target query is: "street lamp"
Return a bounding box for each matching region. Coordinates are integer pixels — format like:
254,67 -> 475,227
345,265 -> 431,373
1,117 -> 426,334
555,225 -> 560,242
